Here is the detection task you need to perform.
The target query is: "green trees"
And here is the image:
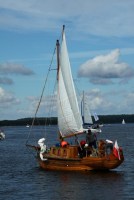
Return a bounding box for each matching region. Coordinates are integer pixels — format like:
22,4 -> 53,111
0,114 -> 134,126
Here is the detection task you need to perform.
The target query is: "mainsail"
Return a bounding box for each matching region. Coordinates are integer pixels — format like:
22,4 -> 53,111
57,27 -> 83,138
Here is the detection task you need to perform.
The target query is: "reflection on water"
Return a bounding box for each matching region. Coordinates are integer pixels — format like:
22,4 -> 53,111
33,169 -> 125,200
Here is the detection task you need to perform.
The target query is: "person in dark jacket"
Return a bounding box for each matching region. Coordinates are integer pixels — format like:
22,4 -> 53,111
86,129 -> 97,149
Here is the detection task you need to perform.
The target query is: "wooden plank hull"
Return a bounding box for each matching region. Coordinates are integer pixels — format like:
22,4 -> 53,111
37,156 -> 124,171
35,144 -> 124,171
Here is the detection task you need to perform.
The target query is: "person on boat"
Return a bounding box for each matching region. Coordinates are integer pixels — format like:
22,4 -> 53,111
38,138 -> 47,161
105,139 -> 113,155
61,140 -> 69,147
59,133 -> 69,147
78,140 -> 86,157
86,129 -> 97,149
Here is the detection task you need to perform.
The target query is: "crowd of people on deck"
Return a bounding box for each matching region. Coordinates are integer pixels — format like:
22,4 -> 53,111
78,128 -> 114,158
38,125 -> 114,159
58,126 -> 114,157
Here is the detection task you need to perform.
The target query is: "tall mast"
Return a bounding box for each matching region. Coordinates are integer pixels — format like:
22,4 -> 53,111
56,40 -> 60,80
81,91 -> 85,124
83,91 -> 85,123
62,25 -> 65,39
56,25 -> 65,80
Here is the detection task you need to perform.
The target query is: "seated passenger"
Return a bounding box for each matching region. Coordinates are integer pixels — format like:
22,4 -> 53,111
80,140 -> 86,148
78,140 -> 86,157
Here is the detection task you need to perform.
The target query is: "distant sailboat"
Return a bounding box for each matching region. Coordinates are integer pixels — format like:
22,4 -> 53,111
81,91 -> 101,133
81,91 -> 93,126
122,119 -> 125,124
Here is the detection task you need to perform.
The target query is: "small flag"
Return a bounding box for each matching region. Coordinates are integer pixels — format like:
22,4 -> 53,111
113,140 -> 121,160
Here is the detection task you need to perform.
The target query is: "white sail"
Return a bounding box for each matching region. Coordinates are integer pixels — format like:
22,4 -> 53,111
81,91 -> 93,125
57,29 -> 83,137
122,119 -> 125,124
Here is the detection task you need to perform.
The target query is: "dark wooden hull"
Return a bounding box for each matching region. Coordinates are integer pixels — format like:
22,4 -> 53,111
37,156 -> 123,171
35,144 -> 124,171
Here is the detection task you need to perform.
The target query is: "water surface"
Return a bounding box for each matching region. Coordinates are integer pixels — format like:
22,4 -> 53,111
0,124 -> 133,200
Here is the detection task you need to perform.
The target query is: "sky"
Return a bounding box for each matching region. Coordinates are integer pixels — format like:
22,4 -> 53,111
0,0 -> 134,120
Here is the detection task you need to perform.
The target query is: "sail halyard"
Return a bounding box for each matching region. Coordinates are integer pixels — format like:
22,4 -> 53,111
57,26 -> 83,138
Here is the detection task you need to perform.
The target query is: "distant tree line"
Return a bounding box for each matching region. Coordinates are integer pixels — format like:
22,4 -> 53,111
0,114 -> 134,126
97,114 -> 134,124
0,117 -> 57,126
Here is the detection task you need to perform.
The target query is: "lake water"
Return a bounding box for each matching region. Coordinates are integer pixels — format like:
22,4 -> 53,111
0,124 -> 134,200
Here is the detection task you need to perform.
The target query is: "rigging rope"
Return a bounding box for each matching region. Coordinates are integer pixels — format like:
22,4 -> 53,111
26,46 -> 56,145
26,29 -> 63,148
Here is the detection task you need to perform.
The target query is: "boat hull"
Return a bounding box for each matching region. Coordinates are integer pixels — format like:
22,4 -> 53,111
36,145 -> 124,171
37,157 -> 124,171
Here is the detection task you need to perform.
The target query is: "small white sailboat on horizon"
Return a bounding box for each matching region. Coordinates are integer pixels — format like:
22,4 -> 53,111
122,119 -> 126,124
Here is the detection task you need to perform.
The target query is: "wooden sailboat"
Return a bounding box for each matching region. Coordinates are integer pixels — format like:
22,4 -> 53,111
26,26 -> 124,171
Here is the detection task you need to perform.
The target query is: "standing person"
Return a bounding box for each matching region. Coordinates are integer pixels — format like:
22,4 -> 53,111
86,129 -> 97,149
105,139 -> 113,155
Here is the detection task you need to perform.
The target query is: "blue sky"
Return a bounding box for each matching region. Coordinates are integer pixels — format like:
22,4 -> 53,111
0,0 -> 134,120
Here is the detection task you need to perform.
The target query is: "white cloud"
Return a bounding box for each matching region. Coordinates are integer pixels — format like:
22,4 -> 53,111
0,77 -> 13,85
13,88 -> 134,119
70,48 -> 134,61
0,87 -> 20,108
85,89 -> 113,112
0,62 -> 34,75
25,94 -> 57,117
121,91 -> 134,113
78,49 -> 134,84
83,89 -> 134,115
0,0 -> 134,119
0,0 -> 134,37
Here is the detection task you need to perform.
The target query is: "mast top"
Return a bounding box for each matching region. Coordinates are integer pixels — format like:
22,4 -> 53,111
62,25 -> 65,38
63,25 -> 65,30
56,39 -> 59,45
